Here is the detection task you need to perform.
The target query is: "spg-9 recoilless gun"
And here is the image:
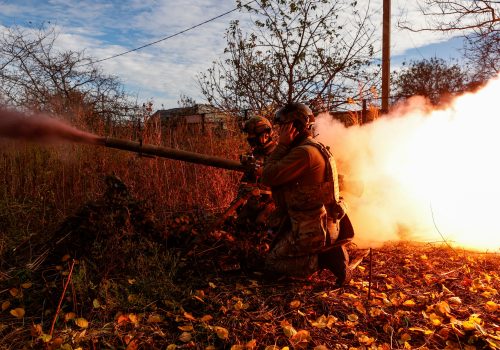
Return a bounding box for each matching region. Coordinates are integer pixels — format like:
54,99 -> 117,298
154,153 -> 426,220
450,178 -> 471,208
98,137 -> 248,173
97,137 -> 363,197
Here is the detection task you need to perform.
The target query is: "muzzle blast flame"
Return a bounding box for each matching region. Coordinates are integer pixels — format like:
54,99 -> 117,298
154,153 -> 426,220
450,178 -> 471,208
317,73 -> 500,252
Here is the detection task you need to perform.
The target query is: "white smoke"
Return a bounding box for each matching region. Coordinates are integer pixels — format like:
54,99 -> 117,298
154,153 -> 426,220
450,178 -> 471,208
316,74 -> 500,251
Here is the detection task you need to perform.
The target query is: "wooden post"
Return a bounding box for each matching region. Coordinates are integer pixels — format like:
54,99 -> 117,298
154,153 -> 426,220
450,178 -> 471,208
382,0 -> 391,114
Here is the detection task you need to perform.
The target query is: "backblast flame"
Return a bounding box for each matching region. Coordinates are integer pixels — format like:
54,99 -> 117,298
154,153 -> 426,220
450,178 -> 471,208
317,73 -> 500,252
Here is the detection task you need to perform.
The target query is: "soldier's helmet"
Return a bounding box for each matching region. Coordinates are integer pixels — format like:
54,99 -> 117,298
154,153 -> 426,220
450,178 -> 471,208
243,116 -> 273,135
274,102 -> 315,128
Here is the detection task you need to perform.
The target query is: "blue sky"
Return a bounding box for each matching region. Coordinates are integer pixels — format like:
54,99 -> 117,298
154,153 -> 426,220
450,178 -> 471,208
0,0 -> 466,109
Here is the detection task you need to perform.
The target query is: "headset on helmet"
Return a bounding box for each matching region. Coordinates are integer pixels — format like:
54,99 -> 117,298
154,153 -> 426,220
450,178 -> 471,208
274,102 -> 315,128
243,116 -> 272,135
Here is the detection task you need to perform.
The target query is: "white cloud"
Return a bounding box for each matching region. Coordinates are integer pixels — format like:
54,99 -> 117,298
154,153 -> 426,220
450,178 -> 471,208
0,0 -> 466,108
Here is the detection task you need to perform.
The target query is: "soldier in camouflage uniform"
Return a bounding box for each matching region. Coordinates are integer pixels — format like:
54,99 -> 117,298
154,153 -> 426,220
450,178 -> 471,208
262,103 -> 354,287
235,116 -> 277,227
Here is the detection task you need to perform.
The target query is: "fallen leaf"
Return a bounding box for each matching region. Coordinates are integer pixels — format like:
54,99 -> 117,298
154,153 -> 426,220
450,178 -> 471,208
21,282 -> 32,289
9,288 -> 20,298
116,314 -> 129,325
358,334 -> 375,345
147,314 -> 162,323
61,254 -> 71,262
409,327 -> 433,335
10,308 -> 25,318
38,333 -> 52,343
178,324 -> 194,331
347,313 -> 359,322
290,330 -> 311,349
74,318 -> 88,328
485,301 -> 498,312
179,332 -> 192,342
214,326 -> 229,340
92,299 -> 101,309
166,345 -> 177,350
230,345 -> 245,350
200,315 -> 213,323
64,312 -> 76,322
1,301 -> 11,311
403,300 -> 416,307
246,339 -> 257,349
184,312 -> 196,321
289,300 -> 301,308
281,320 -> 297,337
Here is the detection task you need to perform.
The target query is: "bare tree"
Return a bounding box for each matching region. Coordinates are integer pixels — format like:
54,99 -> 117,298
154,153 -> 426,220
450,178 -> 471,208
0,25 -> 134,129
399,1 -> 499,80
392,57 -> 468,105
198,0 -> 377,116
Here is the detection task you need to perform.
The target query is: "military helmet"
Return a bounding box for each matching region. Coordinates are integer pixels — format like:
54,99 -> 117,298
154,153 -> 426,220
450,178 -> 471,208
274,102 -> 315,127
243,116 -> 272,135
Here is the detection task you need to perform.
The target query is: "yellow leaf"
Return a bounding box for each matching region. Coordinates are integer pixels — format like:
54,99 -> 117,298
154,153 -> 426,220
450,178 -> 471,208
9,288 -> 20,297
214,326 -> 229,339
1,301 -> 11,311
129,313 -> 139,325
234,300 -> 249,310
281,321 -> 297,337
166,345 -> 177,350
230,345 -> 245,350
400,333 -> 411,342
179,332 -> 191,342
448,296 -> 462,305
409,327 -> 433,335
289,300 -> 301,308
64,312 -> 76,322
21,282 -> 32,289
200,314 -> 213,323
403,300 -> 416,307
290,330 -> 311,347
75,318 -> 88,328
178,325 -> 193,331
485,301 -> 498,312
92,299 -> 101,309
429,313 -> 442,326
208,282 -> 216,288
436,301 -> 451,315
10,308 -> 25,318
184,312 -> 196,321
246,339 -> 257,349
310,315 -> 328,328
420,254 -> 428,260
314,346 -> 329,350
347,314 -> 359,322
358,335 -> 375,345
354,301 -> 367,315
38,333 -> 52,343
147,314 -> 162,323
128,279 -> 136,285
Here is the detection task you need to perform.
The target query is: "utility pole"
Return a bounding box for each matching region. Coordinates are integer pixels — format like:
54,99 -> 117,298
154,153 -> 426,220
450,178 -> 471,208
382,0 -> 391,114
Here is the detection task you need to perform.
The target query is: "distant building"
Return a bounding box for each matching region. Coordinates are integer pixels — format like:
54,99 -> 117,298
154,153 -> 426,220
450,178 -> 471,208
149,104 -> 233,133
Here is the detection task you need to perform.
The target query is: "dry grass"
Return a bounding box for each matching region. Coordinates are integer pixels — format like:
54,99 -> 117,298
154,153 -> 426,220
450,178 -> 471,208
0,117 -> 245,256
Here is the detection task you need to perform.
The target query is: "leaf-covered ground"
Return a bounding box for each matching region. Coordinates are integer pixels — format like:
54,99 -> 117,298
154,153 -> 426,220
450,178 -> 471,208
1,180 -> 499,350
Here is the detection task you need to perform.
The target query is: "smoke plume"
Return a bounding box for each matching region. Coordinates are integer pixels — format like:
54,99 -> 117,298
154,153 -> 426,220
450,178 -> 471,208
316,74 -> 500,251
0,107 -> 101,145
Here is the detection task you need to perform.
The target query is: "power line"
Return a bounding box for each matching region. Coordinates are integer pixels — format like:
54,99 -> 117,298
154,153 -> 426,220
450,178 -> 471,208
89,0 -> 256,65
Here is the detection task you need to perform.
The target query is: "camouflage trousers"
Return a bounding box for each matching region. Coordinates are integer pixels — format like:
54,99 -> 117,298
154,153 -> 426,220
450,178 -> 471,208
265,206 -> 339,277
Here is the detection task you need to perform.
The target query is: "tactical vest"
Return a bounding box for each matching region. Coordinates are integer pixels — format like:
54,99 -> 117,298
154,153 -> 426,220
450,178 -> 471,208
284,138 -> 341,213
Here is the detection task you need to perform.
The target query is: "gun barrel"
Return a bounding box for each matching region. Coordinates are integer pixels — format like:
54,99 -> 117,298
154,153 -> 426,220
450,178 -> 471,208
99,137 -> 245,172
